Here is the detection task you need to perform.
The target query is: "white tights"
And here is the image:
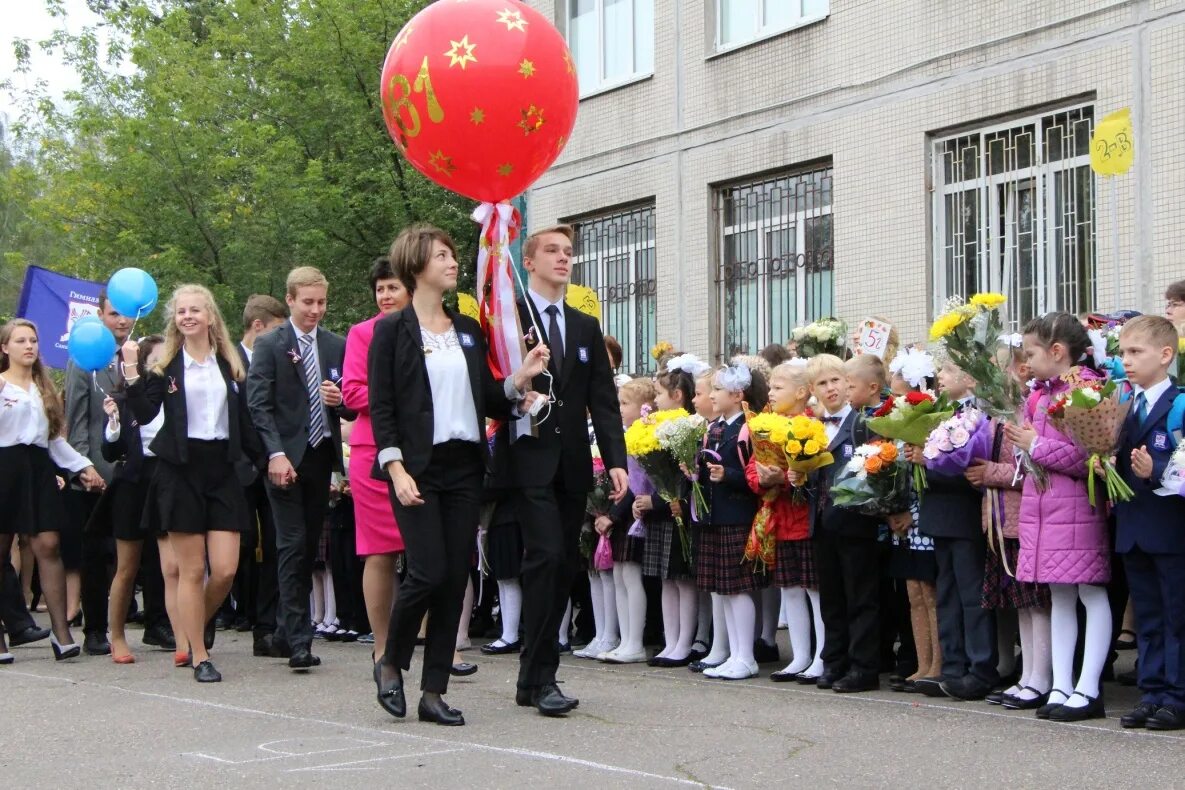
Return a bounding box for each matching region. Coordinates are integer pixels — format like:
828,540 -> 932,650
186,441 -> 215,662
724,593 -> 756,665
777,586 -> 825,675
1049,583 -> 1111,707
703,593 -> 730,664
587,570 -> 619,645
1011,605 -> 1052,700
656,579 -> 698,660
613,562 -> 646,654
496,578 -> 522,645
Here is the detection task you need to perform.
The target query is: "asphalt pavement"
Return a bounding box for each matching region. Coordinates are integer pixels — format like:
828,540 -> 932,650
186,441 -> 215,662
1,620 -> 1181,789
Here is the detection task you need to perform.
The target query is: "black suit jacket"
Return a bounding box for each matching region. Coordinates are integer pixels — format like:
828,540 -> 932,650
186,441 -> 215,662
1115,385 -> 1185,554
246,321 -> 352,473
126,352 -> 261,468
491,299 -> 626,492
697,416 -> 759,526
808,409 -> 882,538
234,342 -> 265,486
367,305 -> 513,480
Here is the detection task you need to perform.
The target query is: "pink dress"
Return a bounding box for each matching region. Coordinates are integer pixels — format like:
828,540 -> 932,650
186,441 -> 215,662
343,314 -> 403,556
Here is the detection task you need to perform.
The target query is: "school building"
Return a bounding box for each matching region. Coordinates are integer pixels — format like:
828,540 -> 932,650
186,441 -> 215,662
522,0 -> 1185,373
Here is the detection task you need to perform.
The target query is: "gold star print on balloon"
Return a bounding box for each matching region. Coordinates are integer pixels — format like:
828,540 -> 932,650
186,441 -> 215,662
497,162 -> 514,176
428,149 -> 456,176
563,51 -> 574,75
517,105 -> 545,135
518,59 -> 536,78
445,36 -> 478,69
470,107 -> 485,125
496,8 -> 528,32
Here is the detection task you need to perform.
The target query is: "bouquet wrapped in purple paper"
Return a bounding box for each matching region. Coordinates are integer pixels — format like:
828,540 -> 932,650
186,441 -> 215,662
922,407 -> 992,477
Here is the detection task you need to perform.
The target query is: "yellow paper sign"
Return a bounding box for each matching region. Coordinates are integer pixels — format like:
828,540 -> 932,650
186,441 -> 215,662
457,291 -> 480,320
1090,108 -> 1134,177
565,283 -> 602,322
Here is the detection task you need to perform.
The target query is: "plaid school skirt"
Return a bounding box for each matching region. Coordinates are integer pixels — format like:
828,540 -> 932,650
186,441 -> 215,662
774,538 -> 818,590
611,523 -> 645,564
696,523 -> 768,595
982,537 -> 1050,610
642,519 -> 693,581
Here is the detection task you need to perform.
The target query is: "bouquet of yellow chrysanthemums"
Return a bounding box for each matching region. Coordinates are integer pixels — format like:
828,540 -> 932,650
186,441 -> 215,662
626,407 -> 694,562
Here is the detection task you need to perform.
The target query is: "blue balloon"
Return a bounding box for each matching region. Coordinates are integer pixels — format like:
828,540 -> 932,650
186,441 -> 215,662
106,268 -> 158,319
68,321 -> 118,372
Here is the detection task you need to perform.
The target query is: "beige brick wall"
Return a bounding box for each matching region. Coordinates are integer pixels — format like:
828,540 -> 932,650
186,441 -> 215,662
525,1 -> 1185,360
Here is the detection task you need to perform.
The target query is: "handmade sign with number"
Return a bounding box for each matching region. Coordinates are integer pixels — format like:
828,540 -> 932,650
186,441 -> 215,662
856,318 -> 892,359
1090,108 -> 1134,177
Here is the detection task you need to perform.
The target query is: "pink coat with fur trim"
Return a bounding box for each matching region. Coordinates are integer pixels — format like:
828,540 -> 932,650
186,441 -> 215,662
1015,386 -> 1110,585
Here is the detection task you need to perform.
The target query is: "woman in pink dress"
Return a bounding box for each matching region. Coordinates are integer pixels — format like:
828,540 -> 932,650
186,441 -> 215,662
342,257 -> 410,665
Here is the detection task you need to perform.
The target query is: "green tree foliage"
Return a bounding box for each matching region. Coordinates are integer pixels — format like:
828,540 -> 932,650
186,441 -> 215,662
4,0 -> 476,334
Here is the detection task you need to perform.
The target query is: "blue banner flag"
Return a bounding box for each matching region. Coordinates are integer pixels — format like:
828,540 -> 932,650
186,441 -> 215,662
16,265 -> 105,369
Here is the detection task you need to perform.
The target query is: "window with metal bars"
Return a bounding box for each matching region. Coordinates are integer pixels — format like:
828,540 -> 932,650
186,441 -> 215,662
932,104 -> 1097,329
569,203 -> 657,375
714,166 -> 834,359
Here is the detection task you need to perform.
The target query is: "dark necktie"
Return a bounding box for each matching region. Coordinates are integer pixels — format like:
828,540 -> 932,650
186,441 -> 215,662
300,334 -> 325,448
822,415 -> 842,426
1134,392 -> 1147,425
545,304 -> 565,370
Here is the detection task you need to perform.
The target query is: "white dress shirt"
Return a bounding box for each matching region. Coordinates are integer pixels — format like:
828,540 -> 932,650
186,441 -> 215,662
104,408 -> 165,458
0,377 -> 92,473
1132,376 -> 1174,416
823,404 -> 853,444
528,289 -> 566,350
182,349 -> 230,440
422,327 -> 480,446
240,341 -> 253,365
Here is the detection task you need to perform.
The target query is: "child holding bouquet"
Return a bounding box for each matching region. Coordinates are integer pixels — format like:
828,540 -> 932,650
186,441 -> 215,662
603,378 -> 654,664
691,367 -> 725,669
1113,316 -> 1185,730
697,364 -> 765,680
1006,312 -> 1111,722
907,361 -> 998,701
748,362 -> 827,682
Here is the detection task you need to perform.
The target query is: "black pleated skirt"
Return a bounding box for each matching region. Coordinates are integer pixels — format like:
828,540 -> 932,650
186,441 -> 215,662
149,440 -> 245,535
0,444 -> 68,535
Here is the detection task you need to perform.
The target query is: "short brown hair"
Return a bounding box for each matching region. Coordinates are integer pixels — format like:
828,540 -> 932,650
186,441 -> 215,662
1121,315 -> 1179,353
523,224 -> 574,260
242,294 -> 287,330
604,335 -> 623,369
285,266 -> 328,298
1166,280 -> 1185,304
388,224 -> 457,293
844,354 -> 887,389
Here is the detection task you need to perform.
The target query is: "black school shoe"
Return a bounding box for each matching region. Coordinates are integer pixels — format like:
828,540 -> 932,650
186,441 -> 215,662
1145,705 -> 1185,731
913,677 -> 948,698
1047,692 -> 1105,722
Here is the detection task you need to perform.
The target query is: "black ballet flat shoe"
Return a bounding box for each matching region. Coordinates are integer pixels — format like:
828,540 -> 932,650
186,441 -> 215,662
450,662 -> 478,677
650,655 -> 693,669
770,669 -> 803,682
986,691 -> 1006,706
753,640 -> 781,665
480,639 -> 521,655
913,677 -> 949,698
1002,687 -> 1050,711
1120,702 -> 1160,729
1047,692 -> 1105,722
51,636 -> 81,661
376,668 -> 406,719
0,651 -> 13,665
1035,690 -> 1072,720
9,625 -> 50,647
795,672 -> 822,685
688,659 -> 722,674
418,695 -> 464,726
193,660 -> 222,683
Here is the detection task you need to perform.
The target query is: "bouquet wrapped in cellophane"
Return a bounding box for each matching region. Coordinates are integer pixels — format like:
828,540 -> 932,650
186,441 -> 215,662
930,293 -> 1027,420
741,409 -> 791,571
867,390 -> 954,495
625,407 -> 693,562
1047,379 -> 1133,508
784,414 -> 834,501
655,410 -> 710,528
922,407 -> 992,476
586,446 -> 614,518
830,440 -> 911,516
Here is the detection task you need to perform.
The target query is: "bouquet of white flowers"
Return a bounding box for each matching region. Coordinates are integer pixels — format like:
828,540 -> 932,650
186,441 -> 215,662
654,411 -> 709,559
792,318 -> 848,358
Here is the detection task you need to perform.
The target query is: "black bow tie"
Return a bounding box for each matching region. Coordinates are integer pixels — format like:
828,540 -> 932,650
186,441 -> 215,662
822,415 -> 843,426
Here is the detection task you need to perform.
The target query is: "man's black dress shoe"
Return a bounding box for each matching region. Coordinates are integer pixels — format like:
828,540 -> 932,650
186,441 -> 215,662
83,632 -> 110,656
480,639 -> 521,655
376,668 -> 406,718
142,625 -> 176,650
753,640 -> 780,664
253,634 -> 274,657
530,683 -> 579,716
450,662 -> 478,677
941,675 -> 993,701
9,625 -> 50,646
1146,705 -> 1185,731
815,670 -> 844,690
913,677 -> 948,698
1120,702 -> 1160,729
833,672 -> 880,693
1047,692 -> 1105,722
193,660 -> 222,683
289,647 -> 321,670
418,695 -> 464,726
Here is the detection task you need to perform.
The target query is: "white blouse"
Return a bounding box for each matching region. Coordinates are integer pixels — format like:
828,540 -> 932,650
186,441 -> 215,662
105,408 -> 165,458
0,377 -> 92,473
182,349 -> 230,441
421,327 -> 480,446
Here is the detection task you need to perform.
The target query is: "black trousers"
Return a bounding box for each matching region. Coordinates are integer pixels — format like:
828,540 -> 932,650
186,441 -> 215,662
69,490 -> 111,637
933,535 -> 998,684
1,558 -> 36,636
386,442 -> 482,693
513,482 -> 587,690
814,528 -> 881,677
233,478 -> 277,637
266,442 -> 334,651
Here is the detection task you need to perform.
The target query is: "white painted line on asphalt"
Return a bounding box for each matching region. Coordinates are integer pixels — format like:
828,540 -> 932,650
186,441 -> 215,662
285,748 -> 463,772
185,738 -> 389,765
554,659 -> 1185,743
0,668 -> 731,789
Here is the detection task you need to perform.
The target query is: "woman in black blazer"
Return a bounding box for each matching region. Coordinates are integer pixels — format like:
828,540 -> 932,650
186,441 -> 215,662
368,224 -> 547,726
120,285 -> 261,684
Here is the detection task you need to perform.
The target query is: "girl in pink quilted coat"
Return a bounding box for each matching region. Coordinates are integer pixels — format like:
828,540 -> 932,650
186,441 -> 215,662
1004,313 -> 1111,723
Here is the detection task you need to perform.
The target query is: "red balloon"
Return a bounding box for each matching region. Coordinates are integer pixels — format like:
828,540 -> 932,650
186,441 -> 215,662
380,0 -> 579,203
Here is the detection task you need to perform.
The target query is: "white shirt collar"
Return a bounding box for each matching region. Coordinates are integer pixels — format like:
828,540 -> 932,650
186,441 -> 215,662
291,319 -> 318,342
722,411 -> 744,426
240,341 -> 252,362
182,348 -> 214,369
528,289 -> 564,317
825,404 -> 852,422
1134,376 -> 1174,410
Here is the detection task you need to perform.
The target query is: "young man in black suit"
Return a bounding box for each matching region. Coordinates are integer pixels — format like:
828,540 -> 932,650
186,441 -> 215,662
246,268 -> 352,671
496,225 -> 628,716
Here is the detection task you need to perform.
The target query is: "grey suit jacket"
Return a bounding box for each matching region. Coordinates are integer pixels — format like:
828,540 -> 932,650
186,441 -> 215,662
65,356 -> 122,483
246,321 -> 353,473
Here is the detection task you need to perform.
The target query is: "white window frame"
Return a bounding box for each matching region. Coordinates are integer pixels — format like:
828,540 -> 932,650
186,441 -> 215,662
716,169 -> 834,355
931,103 -> 1097,329
714,0 -> 829,54
571,205 -> 657,374
567,0 -> 655,98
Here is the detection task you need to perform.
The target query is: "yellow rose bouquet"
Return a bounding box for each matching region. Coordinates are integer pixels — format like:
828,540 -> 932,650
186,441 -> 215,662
784,414 -> 835,503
